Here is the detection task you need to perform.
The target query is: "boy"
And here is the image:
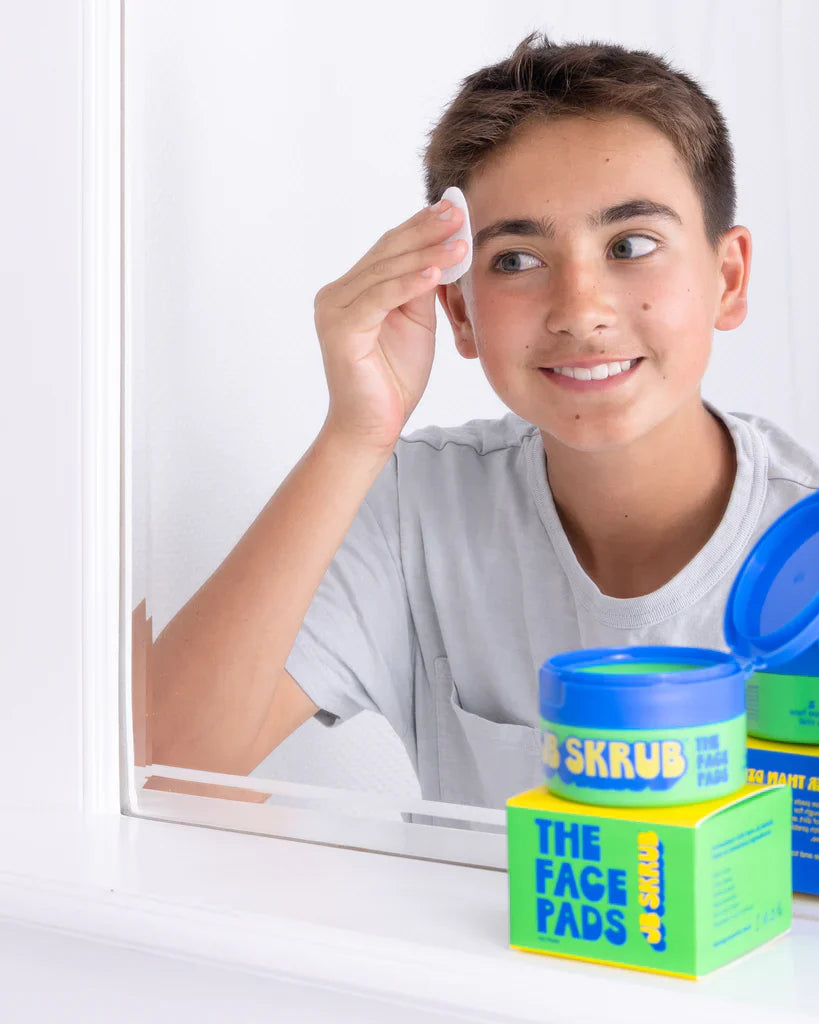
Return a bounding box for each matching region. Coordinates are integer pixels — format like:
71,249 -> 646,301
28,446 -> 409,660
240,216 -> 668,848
150,32 -> 819,810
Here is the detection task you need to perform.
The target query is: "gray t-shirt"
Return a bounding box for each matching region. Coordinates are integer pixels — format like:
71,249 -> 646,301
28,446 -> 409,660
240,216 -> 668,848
284,400 -> 819,809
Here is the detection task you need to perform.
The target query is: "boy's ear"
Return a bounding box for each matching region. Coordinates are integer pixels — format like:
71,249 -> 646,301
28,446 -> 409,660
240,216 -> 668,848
436,280 -> 479,359
714,226 -> 752,331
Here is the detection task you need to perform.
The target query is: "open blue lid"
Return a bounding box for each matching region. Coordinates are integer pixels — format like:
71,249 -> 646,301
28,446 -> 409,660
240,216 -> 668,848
539,647 -> 746,728
723,489 -> 819,673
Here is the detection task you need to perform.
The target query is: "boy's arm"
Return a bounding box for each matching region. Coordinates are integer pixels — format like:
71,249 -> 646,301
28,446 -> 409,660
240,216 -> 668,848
148,427 -> 394,777
148,195 -> 467,779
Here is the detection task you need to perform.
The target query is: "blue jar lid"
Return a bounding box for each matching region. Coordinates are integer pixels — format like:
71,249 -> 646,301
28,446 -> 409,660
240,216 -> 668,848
723,489 -> 819,672
539,646 -> 745,729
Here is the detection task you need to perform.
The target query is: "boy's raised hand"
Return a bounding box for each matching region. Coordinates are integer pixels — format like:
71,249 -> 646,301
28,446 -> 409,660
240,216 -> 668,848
313,199 -> 467,454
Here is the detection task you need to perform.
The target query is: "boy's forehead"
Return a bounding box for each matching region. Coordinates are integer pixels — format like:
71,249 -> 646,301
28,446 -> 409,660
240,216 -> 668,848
465,113 -> 695,229
478,112 -> 682,178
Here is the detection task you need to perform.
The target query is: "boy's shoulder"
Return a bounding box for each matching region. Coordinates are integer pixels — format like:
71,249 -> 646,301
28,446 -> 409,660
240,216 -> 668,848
721,407 -> 819,490
397,411 -> 537,457
390,404 -> 819,492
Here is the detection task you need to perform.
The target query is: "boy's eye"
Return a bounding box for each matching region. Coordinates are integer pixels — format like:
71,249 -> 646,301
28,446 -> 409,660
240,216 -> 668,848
491,234 -> 659,273
609,234 -> 659,260
490,251 -> 543,273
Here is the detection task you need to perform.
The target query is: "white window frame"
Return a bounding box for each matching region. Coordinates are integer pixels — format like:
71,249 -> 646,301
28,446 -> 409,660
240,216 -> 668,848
1,2 -> 816,1019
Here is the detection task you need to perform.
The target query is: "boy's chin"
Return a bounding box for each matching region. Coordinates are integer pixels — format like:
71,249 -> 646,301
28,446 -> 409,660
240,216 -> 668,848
532,406 -> 654,453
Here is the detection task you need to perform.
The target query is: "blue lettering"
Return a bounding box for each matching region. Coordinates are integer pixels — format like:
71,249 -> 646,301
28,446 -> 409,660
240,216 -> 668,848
582,825 -> 602,862
554,820 -> 581,859
604,908 -> 627,946
536,897 -> 555,933
608,868 -> 628,907
535,857 -> 553,895
581,904 -> 603,941
534,818 -> 553,856
556,901 -> 580,939
554,861 -> 580,900
578,865 -> 604,902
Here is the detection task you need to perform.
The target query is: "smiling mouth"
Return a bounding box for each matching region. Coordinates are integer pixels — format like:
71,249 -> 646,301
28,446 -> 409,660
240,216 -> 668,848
541,357 -> 644,380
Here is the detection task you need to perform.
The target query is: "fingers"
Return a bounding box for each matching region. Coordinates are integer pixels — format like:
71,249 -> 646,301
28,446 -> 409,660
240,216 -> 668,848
322,201 -> 468,310
316,252 -> 443,340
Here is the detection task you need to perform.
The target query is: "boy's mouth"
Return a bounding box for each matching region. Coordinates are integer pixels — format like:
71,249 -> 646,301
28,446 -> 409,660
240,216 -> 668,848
538,357 -> 644,390
541,356 -> 643,375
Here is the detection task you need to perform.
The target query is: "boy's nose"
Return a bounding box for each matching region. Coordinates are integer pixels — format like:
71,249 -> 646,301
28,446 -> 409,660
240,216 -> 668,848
545,267 -> 616,340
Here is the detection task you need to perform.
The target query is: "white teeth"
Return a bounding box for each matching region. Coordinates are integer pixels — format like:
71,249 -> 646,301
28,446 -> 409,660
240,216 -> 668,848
553,359 -> 636,380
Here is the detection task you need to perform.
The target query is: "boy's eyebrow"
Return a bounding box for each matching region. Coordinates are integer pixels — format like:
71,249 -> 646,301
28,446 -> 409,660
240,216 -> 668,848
471,198 -> 683,251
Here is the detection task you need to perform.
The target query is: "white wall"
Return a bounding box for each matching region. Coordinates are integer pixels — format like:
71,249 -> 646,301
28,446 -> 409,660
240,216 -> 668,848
6,2 -> 818,1015
128,0 -> 819,798
1,0 -> 82,810
1,0 -> 817,1015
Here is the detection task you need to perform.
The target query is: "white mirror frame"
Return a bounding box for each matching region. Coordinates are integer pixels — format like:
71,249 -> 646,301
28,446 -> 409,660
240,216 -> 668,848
115,2 -> 521,870
3,2 -> 814,1019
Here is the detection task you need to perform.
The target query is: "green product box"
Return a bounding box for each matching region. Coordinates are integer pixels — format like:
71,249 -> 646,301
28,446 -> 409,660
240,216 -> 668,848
506,783 -> 792,979
746,737 -> 819,895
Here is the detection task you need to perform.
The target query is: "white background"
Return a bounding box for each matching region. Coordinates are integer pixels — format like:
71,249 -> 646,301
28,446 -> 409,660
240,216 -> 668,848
1,1 -> 818,1018
128,0 -> 819,798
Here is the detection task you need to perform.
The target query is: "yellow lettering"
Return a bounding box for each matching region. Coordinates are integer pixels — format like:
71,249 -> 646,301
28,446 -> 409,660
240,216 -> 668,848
637,832 -> 661,911
634,742 -> 660,780
661,741 -> 686,779
638,889 -> 660,910
543,731 -> 560,771
564,736 -> 584,775
608,741 -> 635,780
584,740 -> 609,778
639,912 -> 662,945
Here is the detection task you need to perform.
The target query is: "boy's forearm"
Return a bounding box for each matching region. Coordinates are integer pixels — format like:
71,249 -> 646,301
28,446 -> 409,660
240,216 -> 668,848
149,427 -> 394,770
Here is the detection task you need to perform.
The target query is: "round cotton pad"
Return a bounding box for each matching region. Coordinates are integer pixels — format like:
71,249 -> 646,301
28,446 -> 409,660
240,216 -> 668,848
437,186 -> 473,285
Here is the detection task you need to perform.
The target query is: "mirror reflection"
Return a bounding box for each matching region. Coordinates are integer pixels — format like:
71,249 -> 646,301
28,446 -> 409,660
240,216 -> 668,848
129,3 -> 819,821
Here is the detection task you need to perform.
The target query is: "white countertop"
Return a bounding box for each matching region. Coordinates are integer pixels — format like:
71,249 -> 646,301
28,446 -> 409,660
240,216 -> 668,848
0,806 -> 816,1023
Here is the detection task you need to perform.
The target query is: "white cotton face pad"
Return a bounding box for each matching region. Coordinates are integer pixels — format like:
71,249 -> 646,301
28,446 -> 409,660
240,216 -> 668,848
437,185 -> 473,285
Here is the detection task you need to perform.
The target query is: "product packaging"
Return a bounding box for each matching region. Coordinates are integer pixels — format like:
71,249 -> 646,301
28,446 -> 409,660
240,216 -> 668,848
537,489 -> 818,846
505,490 -> 818,975
539,648 -> 747,808
506,783 -> 791,978
746,736 -> 819,894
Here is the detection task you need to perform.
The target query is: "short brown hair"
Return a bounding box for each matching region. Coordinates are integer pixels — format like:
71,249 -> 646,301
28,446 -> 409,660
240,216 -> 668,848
420,31 -> 736,252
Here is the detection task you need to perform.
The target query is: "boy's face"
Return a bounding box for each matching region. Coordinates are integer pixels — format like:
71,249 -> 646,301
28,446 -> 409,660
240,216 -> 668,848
437,113 -> 751,451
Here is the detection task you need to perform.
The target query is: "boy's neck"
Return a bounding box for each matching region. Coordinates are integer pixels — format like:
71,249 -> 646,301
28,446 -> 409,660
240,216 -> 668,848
540,398 -> 738,599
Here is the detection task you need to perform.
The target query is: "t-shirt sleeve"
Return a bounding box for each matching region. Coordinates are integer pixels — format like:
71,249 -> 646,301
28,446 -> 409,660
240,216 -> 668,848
283,451 -> 415,741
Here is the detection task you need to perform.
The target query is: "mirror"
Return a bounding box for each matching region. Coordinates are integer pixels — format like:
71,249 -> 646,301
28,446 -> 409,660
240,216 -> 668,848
126,0 -> 818,856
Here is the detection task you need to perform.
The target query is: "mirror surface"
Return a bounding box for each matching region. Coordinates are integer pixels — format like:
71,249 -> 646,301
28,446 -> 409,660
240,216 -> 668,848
127,0 -> 818,842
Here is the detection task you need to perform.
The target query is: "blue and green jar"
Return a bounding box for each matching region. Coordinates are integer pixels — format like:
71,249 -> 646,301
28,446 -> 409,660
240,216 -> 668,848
724,490 -> 819,746
539,489 -> 819,807
539,648 -> 747,807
